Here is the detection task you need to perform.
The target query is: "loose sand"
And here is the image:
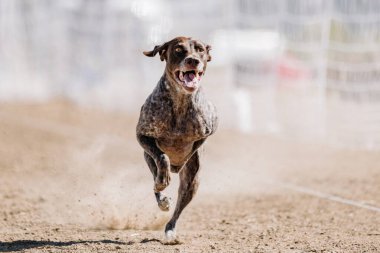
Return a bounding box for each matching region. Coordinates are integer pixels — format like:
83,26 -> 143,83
0,101 -> 379,252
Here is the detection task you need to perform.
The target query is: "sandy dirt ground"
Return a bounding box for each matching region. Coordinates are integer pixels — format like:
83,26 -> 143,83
0,100 -> 379,253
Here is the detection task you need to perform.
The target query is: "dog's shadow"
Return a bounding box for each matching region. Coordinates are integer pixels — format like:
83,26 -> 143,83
0,239 -> 127,252
140,238 -> 183,245
0,238 -> 182,252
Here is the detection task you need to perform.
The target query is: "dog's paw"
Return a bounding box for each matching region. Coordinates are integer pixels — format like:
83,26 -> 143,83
163,222 -> 181,244
165,229 -> 176,242
164,230 -> 182,245
157,196 -> 171,212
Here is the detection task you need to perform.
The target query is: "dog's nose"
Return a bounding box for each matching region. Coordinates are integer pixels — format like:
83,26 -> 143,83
185,57 -> 200,67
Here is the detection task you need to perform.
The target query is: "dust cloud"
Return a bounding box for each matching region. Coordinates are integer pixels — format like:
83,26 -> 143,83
36,135 -> 175,230
34,132 -> 272,231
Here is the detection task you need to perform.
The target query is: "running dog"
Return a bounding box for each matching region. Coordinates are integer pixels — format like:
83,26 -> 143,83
136,36 -> 218,240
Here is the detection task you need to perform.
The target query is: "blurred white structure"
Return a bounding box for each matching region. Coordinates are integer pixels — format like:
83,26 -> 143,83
0,0 -> 380,149
211,30 -> 283,133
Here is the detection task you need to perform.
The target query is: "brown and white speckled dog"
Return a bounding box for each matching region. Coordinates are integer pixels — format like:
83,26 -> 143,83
136,37 -> 218,240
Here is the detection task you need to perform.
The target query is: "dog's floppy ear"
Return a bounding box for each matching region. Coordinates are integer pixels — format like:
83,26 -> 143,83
206,45 -> 212,62
143,43 -> 169,61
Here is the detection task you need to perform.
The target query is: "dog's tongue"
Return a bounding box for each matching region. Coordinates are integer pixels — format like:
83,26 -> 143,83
185,73 -> 196,81
184,72 -> 197,87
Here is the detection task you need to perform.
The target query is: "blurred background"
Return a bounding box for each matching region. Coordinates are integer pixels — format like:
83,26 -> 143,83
0,0 -> 380,149
1,2 -> 380,250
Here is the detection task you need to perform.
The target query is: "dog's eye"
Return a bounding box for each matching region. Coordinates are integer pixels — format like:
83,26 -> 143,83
196,47 -> 204,53
175,47 -> 183,53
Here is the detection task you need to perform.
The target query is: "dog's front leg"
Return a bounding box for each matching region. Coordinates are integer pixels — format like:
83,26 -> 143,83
165,151 -> 200,240
137,134 -> 170,192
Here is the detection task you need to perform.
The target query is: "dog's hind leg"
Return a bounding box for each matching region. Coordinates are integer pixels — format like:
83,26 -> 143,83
165,151 -> 200,240
137,134 -> 170,192
144,152 -> 171,211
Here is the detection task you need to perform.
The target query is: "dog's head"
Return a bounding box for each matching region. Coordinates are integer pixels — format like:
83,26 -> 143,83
144,37 -> 211,93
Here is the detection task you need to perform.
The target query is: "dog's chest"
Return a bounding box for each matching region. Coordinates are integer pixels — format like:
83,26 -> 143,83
138,93 -> 215,139
156,137 -> 194,166
150,107 -> 210,139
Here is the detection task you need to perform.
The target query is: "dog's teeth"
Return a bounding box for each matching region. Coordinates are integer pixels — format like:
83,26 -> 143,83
179,72 -> 184,81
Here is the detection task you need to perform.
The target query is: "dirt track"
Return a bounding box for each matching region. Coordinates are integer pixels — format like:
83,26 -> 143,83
0,101 -> 379,252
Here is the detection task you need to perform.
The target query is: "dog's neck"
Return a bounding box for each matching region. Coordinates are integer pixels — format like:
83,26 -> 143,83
160,72 -> 201,115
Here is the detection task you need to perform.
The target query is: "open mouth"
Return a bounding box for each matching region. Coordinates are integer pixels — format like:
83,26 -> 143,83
175,70 -> 204,91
